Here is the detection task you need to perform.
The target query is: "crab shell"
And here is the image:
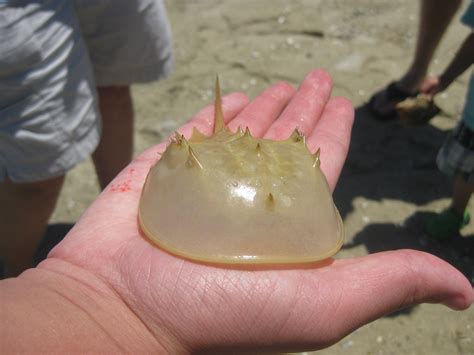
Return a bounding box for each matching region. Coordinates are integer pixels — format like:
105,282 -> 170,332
138,79 -> 344,264
396,95 -> 440,126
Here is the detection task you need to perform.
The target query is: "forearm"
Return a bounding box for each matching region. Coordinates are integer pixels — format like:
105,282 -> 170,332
1,259 -> 164,353
439,32 -> 474,88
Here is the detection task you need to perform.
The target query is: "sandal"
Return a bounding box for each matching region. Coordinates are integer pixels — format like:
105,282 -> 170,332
425,208 -> 471,240
368,81 -> 418,121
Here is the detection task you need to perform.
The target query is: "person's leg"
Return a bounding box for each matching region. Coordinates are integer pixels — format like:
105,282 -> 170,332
425,174 -> 473,239
451,174 -> 474,215
370,0 -> 462,118
0,176 -> 64,277
76,0 -> 173,190
398,0 -> 463,91
92,86 -> 134,190
0,1 -> 101,277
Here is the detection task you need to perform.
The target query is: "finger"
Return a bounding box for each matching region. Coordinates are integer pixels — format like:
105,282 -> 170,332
306,96 -> 354,191
264,69 -> 332,140
226,82 -> 295,138
309,251 -> 474,345
283,251 -> 472,348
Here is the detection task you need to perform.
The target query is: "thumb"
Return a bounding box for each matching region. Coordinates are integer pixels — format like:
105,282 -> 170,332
295,250 -> 473,348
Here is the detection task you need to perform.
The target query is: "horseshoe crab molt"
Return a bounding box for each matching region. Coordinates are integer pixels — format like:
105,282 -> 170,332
396,94 -> 441,126
138,79 -> 344,264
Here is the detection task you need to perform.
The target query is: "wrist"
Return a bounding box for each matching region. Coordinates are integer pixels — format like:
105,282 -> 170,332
1,258 -> 167,353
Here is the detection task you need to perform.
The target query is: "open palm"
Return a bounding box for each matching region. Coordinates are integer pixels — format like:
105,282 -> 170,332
42,70 -> 472,352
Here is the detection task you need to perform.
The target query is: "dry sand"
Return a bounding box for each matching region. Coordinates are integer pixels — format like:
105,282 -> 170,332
47,0 -> 473,353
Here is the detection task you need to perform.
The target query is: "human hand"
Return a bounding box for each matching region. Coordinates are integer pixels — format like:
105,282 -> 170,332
32,70 -> 473,352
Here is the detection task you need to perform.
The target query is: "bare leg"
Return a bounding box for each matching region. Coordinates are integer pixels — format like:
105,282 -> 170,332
425,174 -> 473,239
450,175 -> 474,216
370,0 -> 462,116
92,86 -> 134,190
398,0 -> 463,91
0,176 -> 64,277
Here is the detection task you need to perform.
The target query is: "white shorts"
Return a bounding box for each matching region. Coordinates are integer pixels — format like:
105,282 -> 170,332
0,0 -> 173,182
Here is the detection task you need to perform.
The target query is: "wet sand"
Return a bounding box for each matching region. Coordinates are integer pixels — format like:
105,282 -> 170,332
48,0 -> 473,353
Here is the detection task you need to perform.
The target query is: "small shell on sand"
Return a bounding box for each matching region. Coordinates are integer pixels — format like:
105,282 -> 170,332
396,95 -> 441,126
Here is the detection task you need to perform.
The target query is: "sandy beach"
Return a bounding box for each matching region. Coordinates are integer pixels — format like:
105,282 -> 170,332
45,0 -> 473,353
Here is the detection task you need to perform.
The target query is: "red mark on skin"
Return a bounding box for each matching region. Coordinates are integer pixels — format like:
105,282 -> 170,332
110,181 -> 131,192
109,168 -> 135,192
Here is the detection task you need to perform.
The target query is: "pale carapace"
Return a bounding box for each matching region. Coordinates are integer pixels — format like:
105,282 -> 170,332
138,79 -> 344,264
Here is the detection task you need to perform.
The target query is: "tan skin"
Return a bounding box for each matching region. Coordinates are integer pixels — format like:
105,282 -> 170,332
0,176 -> 65,277
93,86 -> 134,190
2,70 -> 473,353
